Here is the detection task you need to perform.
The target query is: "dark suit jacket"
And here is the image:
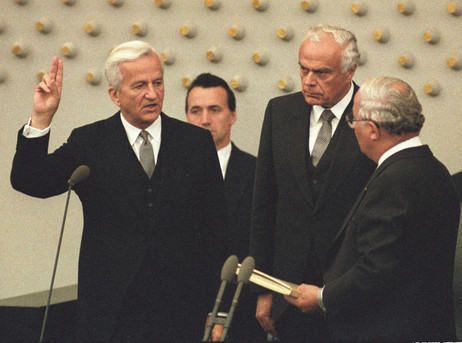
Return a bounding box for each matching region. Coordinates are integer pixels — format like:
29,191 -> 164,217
11,112 -> 228,341
223,144 -> 266,341
323,145 -> 460,342
453,171 -> 462,202
224,143 -> 256,260
249,88 -> 376,323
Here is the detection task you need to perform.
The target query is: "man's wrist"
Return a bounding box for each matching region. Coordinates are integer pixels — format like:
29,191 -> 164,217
23,118 -> 50,138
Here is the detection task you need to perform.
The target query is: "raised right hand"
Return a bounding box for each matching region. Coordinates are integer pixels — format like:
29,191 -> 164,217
31,56 -> 63,130
256,292 -> 277,337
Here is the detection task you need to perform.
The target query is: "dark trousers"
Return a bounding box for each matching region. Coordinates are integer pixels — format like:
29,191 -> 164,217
275,305 -> 329,342
111,249 -> 204,342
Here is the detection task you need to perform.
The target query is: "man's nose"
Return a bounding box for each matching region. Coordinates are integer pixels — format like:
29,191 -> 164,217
200,111 -> 211,124
145,83 -> 158,99
303,72 -> 317,86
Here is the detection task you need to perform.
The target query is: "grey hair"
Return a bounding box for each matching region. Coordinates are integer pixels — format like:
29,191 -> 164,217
304,24 -> 360,73
358,76 -> 425,135
105,40 -> 161,90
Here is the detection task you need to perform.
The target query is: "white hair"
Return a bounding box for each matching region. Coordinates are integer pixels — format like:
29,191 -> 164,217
304,24 -> 360,73
358,76 -> 425,135
104,40 -> 161,90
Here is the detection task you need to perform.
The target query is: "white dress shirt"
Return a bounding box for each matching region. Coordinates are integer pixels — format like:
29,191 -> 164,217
217,142 -> 232,179
23,113 -> 162,163
377,136 -> 423,167
120,113 -> 161,163
309,83 -> 354,154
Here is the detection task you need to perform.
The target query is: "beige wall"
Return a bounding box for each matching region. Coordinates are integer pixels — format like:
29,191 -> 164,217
1,0 -> 461,299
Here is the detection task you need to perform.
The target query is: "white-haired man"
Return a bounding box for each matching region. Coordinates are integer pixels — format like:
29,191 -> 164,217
285,76 -> 460,342
11,41 -> 228,341
250,24 -> 376,341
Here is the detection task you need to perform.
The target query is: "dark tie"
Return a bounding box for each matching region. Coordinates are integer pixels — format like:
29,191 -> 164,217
311,109 -> 335,167
139,130 -> 155,178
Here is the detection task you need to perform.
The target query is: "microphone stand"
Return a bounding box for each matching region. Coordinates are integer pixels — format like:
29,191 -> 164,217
203,255 -> 238,342
39,184 -> 72,343
39,165 -> 89,342
219,256 -> 255,341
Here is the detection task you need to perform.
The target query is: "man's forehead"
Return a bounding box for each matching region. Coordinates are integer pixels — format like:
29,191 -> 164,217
189,86 -> 227,100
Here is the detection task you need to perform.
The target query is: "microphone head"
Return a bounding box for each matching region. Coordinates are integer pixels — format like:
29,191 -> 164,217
68,165 -> 90,187
237,256 -> 255,283
221,255 -> 238,282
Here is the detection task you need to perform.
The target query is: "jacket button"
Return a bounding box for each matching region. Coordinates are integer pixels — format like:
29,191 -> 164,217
312,179 -> 318,185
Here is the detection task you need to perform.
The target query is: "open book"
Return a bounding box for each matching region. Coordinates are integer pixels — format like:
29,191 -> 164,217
236,264 -> 300,298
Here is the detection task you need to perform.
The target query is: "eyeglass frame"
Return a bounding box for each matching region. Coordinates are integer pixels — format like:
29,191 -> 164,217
345,112 -> 380,129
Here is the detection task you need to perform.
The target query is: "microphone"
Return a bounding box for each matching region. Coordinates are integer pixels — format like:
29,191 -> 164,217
68,165 -> 90,187
203,255 -> 239,342
39,165 -> 90,343
219,256 -> 255,341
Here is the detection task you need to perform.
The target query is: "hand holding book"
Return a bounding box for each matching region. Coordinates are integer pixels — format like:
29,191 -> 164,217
235,263 -> 300,298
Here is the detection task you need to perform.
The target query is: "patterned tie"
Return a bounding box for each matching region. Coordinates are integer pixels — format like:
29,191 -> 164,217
311,109 -> 335,167
139,130 -> 155,178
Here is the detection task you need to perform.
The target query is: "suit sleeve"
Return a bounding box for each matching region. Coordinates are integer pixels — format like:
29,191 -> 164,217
192,131 -> 232,291
11,127 -> 82,198
322,172 -> 417,315
249,100 -> 278,276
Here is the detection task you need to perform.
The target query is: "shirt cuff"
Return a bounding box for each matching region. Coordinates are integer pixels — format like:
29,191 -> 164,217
317,286 -> 327,313
23,118 -> 50,138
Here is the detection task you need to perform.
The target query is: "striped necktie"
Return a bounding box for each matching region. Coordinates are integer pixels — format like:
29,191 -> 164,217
139,130 -> 155,178
311,109 -> 335,167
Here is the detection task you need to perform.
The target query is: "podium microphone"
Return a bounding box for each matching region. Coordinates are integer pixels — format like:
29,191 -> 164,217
219,256 -> 255,341
203,255 -> 239,342
39,165 -> 90,343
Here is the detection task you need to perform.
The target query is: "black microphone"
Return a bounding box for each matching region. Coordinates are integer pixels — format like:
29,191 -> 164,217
39,165 -> 90,343
68,165 -> 90,187
203,255 -> 239,342
219,256 -> 255,341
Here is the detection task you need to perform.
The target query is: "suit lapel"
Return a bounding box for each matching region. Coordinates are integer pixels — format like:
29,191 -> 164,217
331,145 -> 432,244
156,113 -> 185,205
103,113 -> 150,184
287,94 -> 315,208
314,117 -> 360,212
314,84 -> 360,213
224,144 -> 247,217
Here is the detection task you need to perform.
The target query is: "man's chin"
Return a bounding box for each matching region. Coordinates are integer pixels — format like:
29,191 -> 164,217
139,112 -> 160,126
303,95 -> 324,106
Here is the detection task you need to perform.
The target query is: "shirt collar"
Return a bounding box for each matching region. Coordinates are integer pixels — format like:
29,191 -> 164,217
312,82 -> 354,122
378,136 -> 423,166
217,142 -> 232,179
120,112 -> 162,146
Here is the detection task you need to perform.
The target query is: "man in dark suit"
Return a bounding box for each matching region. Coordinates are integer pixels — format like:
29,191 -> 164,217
285,76 -> 460,342
453,171 -> 462,201
11,41 -> 228,342
185,73 -> 265,342
249,24 -> 376,341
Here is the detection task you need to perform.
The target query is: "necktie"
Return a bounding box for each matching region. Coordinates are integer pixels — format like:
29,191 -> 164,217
311,109 -> 335,167
139,130 -> 155,178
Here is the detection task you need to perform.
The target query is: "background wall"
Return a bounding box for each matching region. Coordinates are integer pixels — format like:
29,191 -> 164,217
1,0 -> 461,299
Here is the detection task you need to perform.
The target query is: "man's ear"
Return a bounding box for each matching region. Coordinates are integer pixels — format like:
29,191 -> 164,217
230,110 -> 237,125
108,87 -> 120,107
369,121 -> 380,141
346,65 -> 357,82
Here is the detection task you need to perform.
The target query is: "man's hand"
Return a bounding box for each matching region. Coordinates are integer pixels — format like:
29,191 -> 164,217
31,56 -> 63,130
210,323 -> 223,341
284,284 -> 321,313
256,293 -> 277,336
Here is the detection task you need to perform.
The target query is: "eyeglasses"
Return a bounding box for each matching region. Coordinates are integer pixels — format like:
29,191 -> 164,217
345,113 -> 380,129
